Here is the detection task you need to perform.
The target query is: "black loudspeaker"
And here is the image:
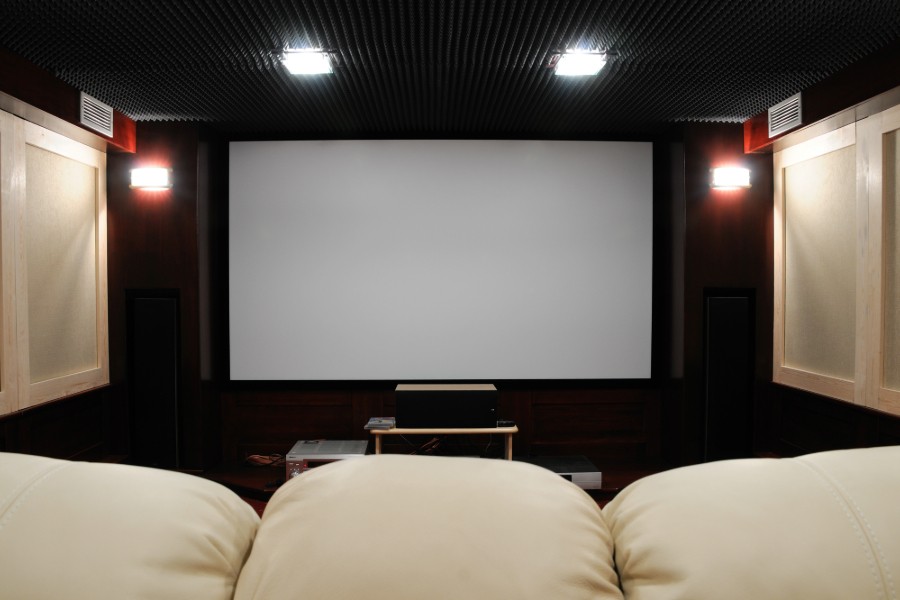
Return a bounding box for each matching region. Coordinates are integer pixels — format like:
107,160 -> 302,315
395,384 -> 497,428
129,293 -> 179,468
703,290 -> 754,461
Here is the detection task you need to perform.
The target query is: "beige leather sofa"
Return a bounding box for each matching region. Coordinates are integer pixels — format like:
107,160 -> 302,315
1,446 -> 897,599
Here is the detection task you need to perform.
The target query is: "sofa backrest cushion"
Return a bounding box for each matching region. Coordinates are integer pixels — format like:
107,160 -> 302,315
235,454 -> 623,600
0,452 -> 260,600
603,446 -> 900,600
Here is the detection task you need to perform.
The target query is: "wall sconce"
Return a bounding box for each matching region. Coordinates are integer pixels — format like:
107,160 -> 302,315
130,167 -> 173,191
710,167 -> 751,190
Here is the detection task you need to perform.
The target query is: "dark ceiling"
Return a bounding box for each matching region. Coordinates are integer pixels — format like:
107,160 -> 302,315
1,0 -> 898,138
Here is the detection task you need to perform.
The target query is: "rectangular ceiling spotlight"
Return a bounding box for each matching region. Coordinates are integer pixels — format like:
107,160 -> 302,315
553,51 -> 607,76
282,49 -> 333,75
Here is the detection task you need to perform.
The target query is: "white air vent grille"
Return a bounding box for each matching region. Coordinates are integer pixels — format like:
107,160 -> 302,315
79,92 -> 114,137
768,93 -> 802,137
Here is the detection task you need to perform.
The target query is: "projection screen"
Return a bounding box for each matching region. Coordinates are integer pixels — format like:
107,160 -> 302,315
229,139 -> 653,380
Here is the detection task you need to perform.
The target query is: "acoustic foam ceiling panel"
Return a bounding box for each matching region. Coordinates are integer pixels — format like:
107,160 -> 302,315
0,0 -> 897,137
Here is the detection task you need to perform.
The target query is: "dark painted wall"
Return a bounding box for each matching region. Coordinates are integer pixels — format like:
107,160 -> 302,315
669,123 -> 774,465
105,123 -> 217,470
5,46 -> 900,469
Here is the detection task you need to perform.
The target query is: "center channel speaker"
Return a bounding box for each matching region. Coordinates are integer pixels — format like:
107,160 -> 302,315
395,384 -> 497,428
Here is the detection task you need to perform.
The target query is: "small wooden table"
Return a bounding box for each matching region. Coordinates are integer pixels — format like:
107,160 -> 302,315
370,426 -> 519,460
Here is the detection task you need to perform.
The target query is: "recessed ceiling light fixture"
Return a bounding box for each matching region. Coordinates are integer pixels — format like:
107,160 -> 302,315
551,50 -> 607,76
281,48 -> 333,75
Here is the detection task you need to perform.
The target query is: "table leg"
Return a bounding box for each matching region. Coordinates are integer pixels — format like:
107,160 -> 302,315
375,434 -> 382,455
505,433 -> 513,460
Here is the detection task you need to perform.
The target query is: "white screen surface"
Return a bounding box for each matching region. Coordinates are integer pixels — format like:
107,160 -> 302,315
229,139 -> 653,380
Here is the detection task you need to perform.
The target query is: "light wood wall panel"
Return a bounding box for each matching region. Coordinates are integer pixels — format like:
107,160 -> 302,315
0,112 -> 108,415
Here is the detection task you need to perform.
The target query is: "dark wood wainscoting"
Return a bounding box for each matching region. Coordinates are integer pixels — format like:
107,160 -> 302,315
516,388 -> 661,467
0,387 -> 114,461
221,384 -> 663,472
222,388 -> 387,460
763,383 -> 900,456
